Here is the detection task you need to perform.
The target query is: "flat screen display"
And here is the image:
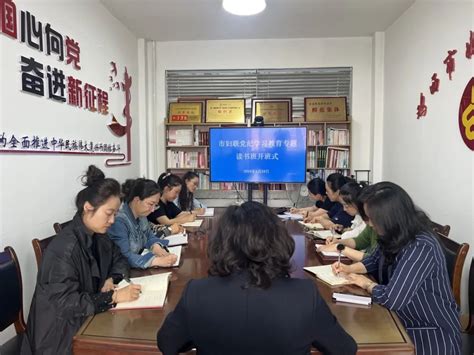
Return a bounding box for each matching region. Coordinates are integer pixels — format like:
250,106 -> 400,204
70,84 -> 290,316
209,127 -> 307,183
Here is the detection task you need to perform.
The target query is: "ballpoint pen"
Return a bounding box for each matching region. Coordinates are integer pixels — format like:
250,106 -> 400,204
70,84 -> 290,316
123,274 -> 142,293
336,243 -> 345,276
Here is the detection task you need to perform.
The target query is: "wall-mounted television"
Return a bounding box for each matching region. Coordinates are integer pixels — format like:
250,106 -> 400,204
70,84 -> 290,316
209,127 -> 307,183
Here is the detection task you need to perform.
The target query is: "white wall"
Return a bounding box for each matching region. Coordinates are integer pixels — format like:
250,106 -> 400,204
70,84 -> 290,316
0,0 -> 139,343
145,37 -> 374,179
383,0 -> 474,313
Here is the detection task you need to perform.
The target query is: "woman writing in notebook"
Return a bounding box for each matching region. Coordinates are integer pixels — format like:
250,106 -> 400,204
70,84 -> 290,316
22,166 -> 142,355
148,173 -> 197,226
305,173 -> 354,230
332,182 -> 461,354
157,201 -> 357,355
317,181 -> 377,262
290,177 -> 334,217
174,171 -> 206,215
108,178 -> 178,269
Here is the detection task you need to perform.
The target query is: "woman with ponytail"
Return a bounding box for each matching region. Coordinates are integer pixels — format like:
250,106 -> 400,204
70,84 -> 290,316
108,178 -> 178,269
22,166 -> 142,355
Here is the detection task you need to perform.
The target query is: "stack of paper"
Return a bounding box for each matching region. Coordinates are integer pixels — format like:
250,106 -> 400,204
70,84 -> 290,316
298,221 -> 324,229
304,265 -> 350,286
315,244 -> 340,257
310,230 -> 334,240
114,273 -> 171,310
197,208 -> 214,217
332,292 -> 372,306
165,233 -> 188,246
181,219 -> 203,227
277,212 -> 304,220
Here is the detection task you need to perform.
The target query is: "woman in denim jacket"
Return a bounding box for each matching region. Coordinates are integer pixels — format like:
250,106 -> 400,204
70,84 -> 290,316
109,178 -> 177,269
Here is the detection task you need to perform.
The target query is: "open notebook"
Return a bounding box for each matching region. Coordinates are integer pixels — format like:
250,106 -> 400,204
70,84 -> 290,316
197,208 -> 214,217
304,265 -> 350,286
165,233 -> 188,246
315,244 -> 341,257
113,272 -> 171,310
309,230 -> 335,240
181,219 -> 203,227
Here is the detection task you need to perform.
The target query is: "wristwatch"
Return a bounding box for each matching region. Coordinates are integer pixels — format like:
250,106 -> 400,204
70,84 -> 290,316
336,243 -> 345,252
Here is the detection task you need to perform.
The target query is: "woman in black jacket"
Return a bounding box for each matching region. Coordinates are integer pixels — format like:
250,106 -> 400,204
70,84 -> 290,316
157,201 -> 357,355
22,166 -> 142,354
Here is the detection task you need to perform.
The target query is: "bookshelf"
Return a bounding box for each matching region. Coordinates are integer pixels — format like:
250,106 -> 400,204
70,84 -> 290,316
164,120 -> 351,192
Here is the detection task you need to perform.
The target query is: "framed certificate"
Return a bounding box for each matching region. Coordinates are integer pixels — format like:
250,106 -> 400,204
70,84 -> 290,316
168,102 -> 203,124
304,97 -> 347,122
205,99 -> 246,123
251,98 -> 292,123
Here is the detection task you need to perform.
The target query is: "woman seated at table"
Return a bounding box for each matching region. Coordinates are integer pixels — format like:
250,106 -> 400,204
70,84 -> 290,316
108,178 -> 178,269
22,165 -> 142,355
332,182 -> 461,354
305,173 -> 354,230
317,181 -> 376,262
174,171 -> 206,215
290,177 -> 334,218
147,173 -> 196,226
157,201 -> 357,355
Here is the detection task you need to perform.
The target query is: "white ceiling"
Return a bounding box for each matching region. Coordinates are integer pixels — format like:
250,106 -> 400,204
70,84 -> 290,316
100,0 -> 415,41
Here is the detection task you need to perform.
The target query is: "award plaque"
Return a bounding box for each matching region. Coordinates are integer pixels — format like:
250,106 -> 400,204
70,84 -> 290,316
252,98 -> 292,122
168,102 -> 203,124
305,97 -> 347,122
205,99 -> 246,123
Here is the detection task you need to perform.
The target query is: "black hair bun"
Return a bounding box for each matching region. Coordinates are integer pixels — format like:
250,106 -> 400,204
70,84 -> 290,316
83,165 -> 105,187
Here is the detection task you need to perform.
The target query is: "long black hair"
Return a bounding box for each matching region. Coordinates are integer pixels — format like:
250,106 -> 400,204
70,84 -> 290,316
326,173 -> 349,193
122,178 -> 160,204
178,171 -> 199,211
75,165 -> 120,214
360,182 -> 432,264
340,181 -> 367,219
307,177 -> 326,196
208,201 -> 294,289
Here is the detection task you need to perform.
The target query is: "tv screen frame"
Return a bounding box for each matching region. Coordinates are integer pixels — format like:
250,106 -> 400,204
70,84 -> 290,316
209,126 -> 307,184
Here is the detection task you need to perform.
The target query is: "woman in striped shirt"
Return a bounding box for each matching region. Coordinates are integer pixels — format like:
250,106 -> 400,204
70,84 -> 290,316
332,182 -> 461,355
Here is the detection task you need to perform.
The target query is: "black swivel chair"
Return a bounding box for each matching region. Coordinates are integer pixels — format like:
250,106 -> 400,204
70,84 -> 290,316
0,246 -> 26,354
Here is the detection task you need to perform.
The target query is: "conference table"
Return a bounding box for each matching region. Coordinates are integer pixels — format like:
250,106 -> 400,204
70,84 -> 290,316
73,208 -> 414,354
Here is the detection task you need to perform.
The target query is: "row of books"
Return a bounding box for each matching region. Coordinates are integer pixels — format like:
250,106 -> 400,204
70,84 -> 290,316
167,128 -> 209,146
307,129 -> 324,146
326,147 -> 350,168
306,169 -> 350,181
167,150 -> 208,169
326,128 -> 349,145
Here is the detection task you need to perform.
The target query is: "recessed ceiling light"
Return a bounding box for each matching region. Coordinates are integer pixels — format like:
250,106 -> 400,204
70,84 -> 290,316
223,0 -> 266,16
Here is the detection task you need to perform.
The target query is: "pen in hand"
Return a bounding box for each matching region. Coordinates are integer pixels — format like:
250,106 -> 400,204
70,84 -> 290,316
123,274 -> 142,294
336,244 -> 345,276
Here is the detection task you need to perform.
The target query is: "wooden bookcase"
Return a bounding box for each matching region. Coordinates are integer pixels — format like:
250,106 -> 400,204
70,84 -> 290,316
164,120 -> 351,191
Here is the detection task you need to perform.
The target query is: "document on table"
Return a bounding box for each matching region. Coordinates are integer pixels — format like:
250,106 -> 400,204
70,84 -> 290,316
197,208 -> 214,217
114,273 -> 171,310
310,230 -> 334,240
278,212 -> 304,220
315,244 -> 340,257
181,219 -> 203,227
298,221 -> 324,229
303,265 -> 350,286
165,233 -> 188,246
332,292 -> 372,306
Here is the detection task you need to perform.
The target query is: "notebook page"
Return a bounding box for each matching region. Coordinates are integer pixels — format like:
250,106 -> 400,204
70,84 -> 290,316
165,233 -> 188,246
167,245 -> 182,267
304,265 -> 350,286
181,219 -> 203,227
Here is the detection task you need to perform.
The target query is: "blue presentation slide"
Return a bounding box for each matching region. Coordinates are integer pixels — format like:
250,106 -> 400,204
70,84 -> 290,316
210,127 -> 307,183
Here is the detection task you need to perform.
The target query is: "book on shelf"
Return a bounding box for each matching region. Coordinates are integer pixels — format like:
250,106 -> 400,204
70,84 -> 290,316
308,129 -> 324,146
303,265 -> 350,286
167,128 -> 194,146
167,150 -> 208,169
326,128 -> 350,145
113,273 -> 171,310
326,147 -> 349,169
